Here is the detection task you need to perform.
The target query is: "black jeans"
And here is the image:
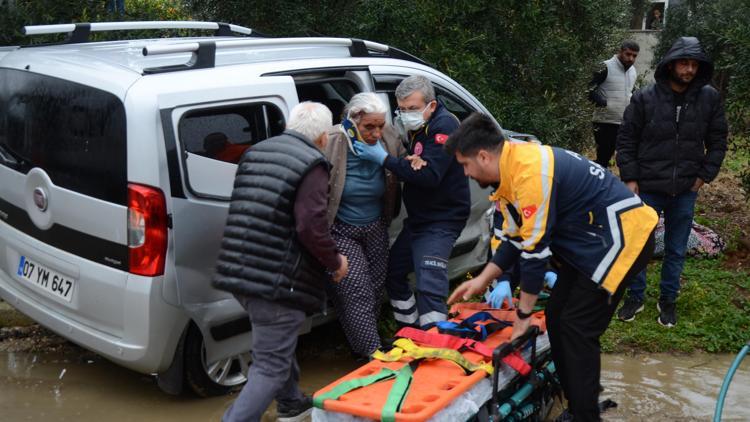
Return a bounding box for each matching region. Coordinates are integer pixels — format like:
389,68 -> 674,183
545,232 -> 654,421
592,123 -> 620,168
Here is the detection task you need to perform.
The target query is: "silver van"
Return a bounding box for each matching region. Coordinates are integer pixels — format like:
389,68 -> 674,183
0,21 -> 527,396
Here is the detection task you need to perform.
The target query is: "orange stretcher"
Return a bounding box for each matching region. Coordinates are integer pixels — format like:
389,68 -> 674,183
313,303 -> 546,422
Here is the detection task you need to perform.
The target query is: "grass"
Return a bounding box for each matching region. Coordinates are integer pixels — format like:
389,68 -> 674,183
602,256 -> 750,353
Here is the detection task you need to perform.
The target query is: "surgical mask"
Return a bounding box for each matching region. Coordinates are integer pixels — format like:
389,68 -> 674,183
396,103 -> 430,131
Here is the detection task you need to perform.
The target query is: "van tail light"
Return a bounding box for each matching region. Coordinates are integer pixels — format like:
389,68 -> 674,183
128,183 -> 168,276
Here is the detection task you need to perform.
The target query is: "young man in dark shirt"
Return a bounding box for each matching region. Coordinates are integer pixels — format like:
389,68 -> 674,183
616,37 -> 727,327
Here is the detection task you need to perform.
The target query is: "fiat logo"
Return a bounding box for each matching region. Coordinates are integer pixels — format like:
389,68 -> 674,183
33,187 -> 48,212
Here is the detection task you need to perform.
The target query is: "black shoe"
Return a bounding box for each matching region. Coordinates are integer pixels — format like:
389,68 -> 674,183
657,300 -> 677,328
277,395 -> 313,422
554,409 -> 575,422
617,297 -> 644,322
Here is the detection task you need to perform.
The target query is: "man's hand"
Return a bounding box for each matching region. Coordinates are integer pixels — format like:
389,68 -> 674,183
691,177 -> 705,192
511,315 -> 532,341
488,280 -> 514,309
625,181 -> 639,195
447,276 -> 490,304
405,154 -> 428,170
331,254 -> 349,283
510,291 -> 539,341
353,141 -> 388,165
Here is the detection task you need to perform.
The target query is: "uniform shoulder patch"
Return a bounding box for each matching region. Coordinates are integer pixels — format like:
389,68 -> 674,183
434,133 -> 449,145
522,205 -> 538,219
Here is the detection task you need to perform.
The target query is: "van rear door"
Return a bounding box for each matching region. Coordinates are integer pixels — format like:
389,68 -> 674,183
0,67 -> 130,336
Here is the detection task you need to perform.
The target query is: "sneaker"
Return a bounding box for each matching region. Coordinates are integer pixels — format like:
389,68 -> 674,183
277,395 -> 313,422
657,300 -> 677,327
617,297 -> 644,322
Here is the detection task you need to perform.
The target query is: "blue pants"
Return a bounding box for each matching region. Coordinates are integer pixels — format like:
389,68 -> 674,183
223,296 -> 306,422
386,223 -> 462,328
627,190 -> 698,303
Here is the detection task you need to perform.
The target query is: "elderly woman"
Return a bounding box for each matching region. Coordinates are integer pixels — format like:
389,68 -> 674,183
324,92 -> 406,358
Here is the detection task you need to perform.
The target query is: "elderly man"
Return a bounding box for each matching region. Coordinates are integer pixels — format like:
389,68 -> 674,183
355,76 -> 470,328
213,102 -> 349,422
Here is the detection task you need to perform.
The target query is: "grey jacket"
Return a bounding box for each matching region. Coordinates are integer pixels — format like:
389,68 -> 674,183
324,123 -> 406,227
592,55 -> 637,124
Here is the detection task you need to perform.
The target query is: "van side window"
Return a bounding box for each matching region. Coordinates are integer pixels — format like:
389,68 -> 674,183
295,78 -> 360,123
373,74 -> 476,121
178,103 -> 284,164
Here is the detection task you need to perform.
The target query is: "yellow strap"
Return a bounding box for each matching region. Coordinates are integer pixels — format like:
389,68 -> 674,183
372,338 -> 494,375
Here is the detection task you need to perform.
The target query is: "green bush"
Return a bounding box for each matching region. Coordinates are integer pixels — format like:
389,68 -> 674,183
187,0 -> 631,151
0,0 -> 193,45
655,0 -> 750,134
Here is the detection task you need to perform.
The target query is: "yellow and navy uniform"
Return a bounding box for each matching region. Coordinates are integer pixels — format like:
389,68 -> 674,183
490,141 -> 658,295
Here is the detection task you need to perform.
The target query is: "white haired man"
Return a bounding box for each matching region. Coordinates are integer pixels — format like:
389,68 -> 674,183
213,102 -> 349,422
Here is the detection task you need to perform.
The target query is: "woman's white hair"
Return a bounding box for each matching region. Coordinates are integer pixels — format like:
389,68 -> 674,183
343,92 -> 388,122
286,101 -> 333,141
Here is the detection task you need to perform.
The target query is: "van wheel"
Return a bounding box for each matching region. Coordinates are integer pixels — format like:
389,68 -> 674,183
184,324 -> 252,397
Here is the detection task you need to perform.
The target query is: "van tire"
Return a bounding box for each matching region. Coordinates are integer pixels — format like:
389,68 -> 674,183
184,323 -> 248,397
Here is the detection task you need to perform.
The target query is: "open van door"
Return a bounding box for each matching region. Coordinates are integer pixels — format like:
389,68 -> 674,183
144,70 -> 299,394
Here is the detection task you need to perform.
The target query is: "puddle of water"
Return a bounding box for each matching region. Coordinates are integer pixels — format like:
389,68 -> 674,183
600,353 -> 750,421
0,348 -> 360,422
1,346 -> 748,421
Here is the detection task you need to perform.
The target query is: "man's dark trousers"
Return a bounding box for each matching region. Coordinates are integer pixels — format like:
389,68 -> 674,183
627,190 -> 697,303
386,222 -> 462,328
222,296 -> 306,422
546,233 -> 654,421
593,123 -> 620,167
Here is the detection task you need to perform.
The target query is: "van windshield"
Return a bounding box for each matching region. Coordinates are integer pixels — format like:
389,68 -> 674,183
0,68 -> 127,205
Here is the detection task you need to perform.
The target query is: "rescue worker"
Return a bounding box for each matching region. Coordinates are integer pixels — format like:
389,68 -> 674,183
355,75 -> 471,328
447,113 -> 657,422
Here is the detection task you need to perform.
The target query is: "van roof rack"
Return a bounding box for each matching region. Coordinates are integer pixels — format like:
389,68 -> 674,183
22,21 -> 257,44
140,37 -> 428,74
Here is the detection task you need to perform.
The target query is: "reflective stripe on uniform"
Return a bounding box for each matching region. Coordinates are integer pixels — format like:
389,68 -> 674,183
521,145 -> 553,250
419,311 -> 446,327
592,196 -> 642,283
390,295 -> 416,311
393,310 -> 419,325
520,246 -> 552,260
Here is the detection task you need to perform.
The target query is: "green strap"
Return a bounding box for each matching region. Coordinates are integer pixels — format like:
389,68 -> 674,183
382,362 -> 417,422
313,367 -> 397,409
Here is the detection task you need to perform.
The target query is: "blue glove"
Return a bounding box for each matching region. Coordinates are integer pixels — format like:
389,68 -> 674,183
488,280 -> 514,309
544,271 -> 557,289
353,141 -> 388,165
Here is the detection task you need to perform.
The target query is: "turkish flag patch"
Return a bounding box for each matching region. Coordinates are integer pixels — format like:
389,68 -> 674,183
434,133 -> 449,145
522,205 -> 537,219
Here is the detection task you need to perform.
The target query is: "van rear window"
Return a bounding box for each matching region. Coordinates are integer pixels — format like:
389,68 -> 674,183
0,68 -> 127,205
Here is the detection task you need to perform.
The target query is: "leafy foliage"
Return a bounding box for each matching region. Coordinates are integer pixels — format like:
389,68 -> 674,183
186,0 -> 631,150
654,0 -> 750,198
0,0 -> 193,45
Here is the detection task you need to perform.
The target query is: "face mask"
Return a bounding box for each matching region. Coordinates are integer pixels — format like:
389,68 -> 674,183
397,103 -> 431,131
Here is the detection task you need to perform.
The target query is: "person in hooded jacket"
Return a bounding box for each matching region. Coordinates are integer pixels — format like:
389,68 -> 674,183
616,36 -> 728,327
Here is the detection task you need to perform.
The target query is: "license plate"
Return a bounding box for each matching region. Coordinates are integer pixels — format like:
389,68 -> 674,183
16,256 -> 75,302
